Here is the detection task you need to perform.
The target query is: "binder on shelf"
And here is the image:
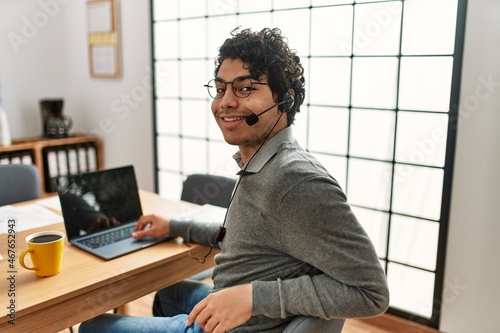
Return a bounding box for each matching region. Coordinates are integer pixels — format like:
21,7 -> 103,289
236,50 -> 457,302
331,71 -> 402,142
43,147 -> 58,193
0,153 -> 9,164
46,148 -> 58,178
77,144 -> 88,173
87,143 -> 98,171
68,146 -> 78,174
57,148 -> 69,176
9,154 -> 21,164
21,152 -> 33,164
42,141 -> 100,193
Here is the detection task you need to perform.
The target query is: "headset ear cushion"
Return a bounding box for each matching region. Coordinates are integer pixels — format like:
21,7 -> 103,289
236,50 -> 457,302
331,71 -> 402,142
281,92 -> 294,113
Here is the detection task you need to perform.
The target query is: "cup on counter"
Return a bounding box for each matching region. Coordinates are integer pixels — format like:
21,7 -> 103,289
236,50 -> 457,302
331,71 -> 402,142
19,231 -> 65,277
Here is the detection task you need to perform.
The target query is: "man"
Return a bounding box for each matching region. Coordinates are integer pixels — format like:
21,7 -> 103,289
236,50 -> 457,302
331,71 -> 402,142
79,27 -> 389,333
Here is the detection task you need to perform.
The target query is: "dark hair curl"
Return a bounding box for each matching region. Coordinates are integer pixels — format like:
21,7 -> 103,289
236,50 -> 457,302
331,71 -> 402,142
214,27 -> 306,126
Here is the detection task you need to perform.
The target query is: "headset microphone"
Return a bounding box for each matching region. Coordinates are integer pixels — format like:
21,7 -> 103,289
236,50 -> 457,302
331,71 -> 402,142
245,92 -> 294,126
245,102 -> 280,126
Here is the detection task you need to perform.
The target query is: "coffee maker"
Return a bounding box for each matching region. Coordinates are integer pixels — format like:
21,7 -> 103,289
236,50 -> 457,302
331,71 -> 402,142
40,99 -> 73,138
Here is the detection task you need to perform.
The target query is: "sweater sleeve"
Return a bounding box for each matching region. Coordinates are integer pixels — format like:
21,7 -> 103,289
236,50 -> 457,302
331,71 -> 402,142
252,175 -> 389,319
170,217 -> 223,248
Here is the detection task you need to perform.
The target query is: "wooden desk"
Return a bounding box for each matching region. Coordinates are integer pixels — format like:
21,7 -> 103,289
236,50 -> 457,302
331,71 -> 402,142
0,191 -> 217,333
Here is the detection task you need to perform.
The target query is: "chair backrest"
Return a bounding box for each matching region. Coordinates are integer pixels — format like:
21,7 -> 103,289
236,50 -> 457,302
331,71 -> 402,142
0,164 -> 41,206
180,173 -> 236,208
283,316 -> 345,333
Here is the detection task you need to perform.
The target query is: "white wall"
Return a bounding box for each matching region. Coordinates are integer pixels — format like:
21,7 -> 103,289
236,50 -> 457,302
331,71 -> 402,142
0,0 -> 154,191
441,0 -> 500,332
0,0 -> 70,136
1,0 -> 499,331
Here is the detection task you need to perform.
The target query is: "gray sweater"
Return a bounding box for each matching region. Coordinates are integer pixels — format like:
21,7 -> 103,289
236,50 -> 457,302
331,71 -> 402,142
170,127 -> 389,332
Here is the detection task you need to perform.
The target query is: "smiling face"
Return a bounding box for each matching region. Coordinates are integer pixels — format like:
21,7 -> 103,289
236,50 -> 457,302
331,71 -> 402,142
211,58 -> 288,163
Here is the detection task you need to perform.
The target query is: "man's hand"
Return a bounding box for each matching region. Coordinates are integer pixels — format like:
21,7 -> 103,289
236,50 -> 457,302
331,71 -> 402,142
186,284 -> 252,333
132,214 -> 170,239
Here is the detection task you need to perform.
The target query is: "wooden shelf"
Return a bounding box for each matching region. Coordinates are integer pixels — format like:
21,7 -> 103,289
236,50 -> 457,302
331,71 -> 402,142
0,133 -> 104,196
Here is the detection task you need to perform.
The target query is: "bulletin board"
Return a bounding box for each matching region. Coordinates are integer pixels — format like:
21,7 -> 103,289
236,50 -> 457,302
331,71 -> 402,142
86,0 -> 120,78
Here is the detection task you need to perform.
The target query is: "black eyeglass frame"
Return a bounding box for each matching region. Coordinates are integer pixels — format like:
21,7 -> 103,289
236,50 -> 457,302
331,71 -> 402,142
204,76 -> 269,99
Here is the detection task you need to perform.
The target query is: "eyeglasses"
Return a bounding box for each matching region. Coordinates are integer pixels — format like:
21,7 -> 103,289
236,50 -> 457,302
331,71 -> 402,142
204,76 -> 268,99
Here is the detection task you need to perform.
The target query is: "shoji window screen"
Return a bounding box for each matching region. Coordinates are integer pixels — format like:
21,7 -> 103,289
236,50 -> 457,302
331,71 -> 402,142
151,0 -> 467,328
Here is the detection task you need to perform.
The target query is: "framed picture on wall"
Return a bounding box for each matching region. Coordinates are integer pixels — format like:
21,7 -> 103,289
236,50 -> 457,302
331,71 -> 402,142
86,0 -> 120,78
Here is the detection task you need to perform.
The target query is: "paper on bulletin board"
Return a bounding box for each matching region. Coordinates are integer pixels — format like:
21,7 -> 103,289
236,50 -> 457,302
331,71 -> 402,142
87,1 -> 113,33
91,45 -> 118,76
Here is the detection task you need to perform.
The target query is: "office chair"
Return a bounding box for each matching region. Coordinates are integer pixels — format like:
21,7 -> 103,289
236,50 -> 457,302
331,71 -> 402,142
180,173 -> 236,209
0,164 -> 41,206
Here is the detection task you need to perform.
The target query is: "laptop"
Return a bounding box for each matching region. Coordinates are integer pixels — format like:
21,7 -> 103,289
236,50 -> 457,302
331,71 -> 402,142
56,165 -> 172,260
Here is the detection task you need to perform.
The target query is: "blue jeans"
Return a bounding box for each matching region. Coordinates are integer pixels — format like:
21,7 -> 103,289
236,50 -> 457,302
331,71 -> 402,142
79,279 -> 212,333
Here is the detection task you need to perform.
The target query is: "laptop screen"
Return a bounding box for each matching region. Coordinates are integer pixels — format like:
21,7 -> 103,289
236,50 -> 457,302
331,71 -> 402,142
56,165 -> 143,240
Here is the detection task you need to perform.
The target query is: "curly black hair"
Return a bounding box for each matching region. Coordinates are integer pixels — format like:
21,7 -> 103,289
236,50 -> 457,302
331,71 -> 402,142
213,27 -> 306,126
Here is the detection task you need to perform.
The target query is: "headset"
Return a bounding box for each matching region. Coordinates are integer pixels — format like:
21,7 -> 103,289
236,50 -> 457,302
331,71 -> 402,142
280,91 -> 295,113
245,91 -> 295,126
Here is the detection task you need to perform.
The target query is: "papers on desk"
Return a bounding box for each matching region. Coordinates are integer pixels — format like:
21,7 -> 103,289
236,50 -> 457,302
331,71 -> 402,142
0,204 -> 62,234
36,195 -> 62,211
173,204 -> 227,224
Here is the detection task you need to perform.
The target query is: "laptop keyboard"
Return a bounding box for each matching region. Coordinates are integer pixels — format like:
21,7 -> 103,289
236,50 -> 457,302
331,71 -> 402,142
78,225 -> 135,249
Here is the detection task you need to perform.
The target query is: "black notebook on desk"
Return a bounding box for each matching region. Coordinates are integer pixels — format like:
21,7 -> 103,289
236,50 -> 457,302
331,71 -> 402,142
56,165 -> 173,260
